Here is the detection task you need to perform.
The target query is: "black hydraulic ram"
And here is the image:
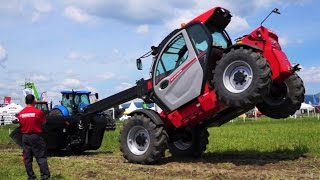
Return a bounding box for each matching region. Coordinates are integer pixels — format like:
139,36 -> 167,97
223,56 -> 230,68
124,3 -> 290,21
82,79 -> 150,116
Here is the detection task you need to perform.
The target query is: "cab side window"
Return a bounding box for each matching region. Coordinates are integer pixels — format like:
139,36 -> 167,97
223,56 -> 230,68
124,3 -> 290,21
155,34 -> 188,84
187,24 -> 210,54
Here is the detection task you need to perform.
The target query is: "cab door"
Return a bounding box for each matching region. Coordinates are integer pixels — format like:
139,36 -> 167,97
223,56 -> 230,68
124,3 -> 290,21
152,23 -> 211,111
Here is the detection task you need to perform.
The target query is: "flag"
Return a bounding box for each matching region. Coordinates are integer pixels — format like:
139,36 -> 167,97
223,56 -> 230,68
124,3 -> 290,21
4,96 -> 11,104
40,91 -> 47,101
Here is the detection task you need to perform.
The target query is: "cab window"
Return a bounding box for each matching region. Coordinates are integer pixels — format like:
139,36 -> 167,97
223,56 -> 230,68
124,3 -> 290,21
155,34 -> 188,84
187,24 -> 210,54
212,32 -> 228,48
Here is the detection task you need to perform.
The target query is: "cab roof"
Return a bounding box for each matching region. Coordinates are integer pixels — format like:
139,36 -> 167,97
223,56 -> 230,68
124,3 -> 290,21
61,90 -> 91,94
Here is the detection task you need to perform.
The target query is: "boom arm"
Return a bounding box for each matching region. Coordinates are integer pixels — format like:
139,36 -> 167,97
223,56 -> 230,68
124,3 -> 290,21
24,82 -> 40,101
82,79 -> 150,116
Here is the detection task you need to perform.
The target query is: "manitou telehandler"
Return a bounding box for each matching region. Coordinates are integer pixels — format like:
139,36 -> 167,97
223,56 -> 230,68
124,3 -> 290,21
11,7 -> 304,161
119,7 -> 304,164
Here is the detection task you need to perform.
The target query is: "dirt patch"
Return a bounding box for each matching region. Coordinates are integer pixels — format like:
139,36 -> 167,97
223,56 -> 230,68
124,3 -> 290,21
0,144 -> 19,149
1,148 -> 319,179
63,151 -> 320,179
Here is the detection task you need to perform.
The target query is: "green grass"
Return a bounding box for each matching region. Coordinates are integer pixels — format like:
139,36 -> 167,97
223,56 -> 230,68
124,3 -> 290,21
206,117 -> 320,157
0,117 -> 319,179
1,117 -> 320,156
0,124 -> 19,146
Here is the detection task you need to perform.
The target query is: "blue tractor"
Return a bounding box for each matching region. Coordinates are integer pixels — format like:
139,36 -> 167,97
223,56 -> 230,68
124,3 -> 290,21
49,90 -> 98,116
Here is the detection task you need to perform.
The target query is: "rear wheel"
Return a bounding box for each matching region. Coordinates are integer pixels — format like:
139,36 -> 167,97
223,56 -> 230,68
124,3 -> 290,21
49,109 -> 63,116
212,47 -> 271,107
168,126 -> 209,157
120,114 -> 167,164
257,74 -> 305,118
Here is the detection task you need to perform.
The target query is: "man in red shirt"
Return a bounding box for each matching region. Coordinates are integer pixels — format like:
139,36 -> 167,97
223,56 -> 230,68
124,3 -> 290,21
18,94 -> 50,180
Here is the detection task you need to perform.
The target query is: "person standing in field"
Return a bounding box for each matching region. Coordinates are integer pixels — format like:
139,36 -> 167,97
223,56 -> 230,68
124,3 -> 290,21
17,94 -> 50,180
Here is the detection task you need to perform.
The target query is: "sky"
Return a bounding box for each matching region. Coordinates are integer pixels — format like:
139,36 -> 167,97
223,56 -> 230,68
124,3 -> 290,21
0,0 -> 319,104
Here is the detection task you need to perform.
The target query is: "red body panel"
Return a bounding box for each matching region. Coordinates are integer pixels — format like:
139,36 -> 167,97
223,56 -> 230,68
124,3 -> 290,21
146,79 -> 153,91
240,26 -> 292,83
187,7 -> 219,25
162,84 -> 225,128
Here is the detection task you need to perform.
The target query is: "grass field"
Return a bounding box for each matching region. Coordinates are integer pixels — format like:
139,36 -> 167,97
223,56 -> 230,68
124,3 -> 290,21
0,117 -> 319,179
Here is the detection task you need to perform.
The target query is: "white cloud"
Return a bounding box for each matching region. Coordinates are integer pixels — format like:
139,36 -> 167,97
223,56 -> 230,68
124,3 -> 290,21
97,72 -> 115,80
86,86 -> 97,92
0,45 -> 8,67
136,24 -> 149,34
115,82 -> 133,92
110,48 -> 133,64
299,66 -> 320,83
279,37 -> 303,47
47,91 -> 61,99
31,0 -> 52,13
63,0 -> 194,24
0,0 -> 52,22
67,51 -> 96,61
226,16 -> 250,33
64,6 -> 92,23
62,0 -> 311,35
30,74 -> 49,82
61,78 -> 82,88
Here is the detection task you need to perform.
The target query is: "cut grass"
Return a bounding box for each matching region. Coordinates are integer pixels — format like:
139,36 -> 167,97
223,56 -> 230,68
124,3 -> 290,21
0,117 -> 319,179
207,117 -> 320,157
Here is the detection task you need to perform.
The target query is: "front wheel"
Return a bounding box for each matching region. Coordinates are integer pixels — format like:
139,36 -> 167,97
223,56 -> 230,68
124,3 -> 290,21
168,126 -> 209,157
257,74 -> 305,119
212,48 -> 272,107
120,114 -> 167,164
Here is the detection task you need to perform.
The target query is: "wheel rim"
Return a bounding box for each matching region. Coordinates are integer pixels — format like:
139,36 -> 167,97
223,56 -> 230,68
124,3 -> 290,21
173,139 -> 192,151
263,82 -> 288,106
127,126 -> 150,155
223,60 -> 253,93
173,129 -> 192,151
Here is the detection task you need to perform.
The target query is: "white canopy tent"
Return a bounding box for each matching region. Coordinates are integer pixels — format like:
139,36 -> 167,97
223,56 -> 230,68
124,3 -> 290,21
0,103 -> 23,114
123,101 -> 138,115
0,103 -> 23,125
297,103 -> 315,117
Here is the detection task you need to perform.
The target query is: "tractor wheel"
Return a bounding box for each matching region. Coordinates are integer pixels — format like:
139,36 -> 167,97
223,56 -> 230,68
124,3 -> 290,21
168,126 -> 209,157
120,114 -> 167,164
212,47 -> 272,107
49,109 -> 63,116
257,74 -> 305,119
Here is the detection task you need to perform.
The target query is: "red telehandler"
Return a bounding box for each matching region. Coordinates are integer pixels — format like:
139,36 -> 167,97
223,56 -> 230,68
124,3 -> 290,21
119,7 -> 305,164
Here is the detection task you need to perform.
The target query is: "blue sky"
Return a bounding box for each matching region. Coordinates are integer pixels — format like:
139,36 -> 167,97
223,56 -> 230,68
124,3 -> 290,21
0,0 -> 319,104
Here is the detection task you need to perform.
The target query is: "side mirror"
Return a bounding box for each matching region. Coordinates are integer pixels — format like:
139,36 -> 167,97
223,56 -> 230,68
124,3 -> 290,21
136,58 -> 143,70
95,93 -> 99,100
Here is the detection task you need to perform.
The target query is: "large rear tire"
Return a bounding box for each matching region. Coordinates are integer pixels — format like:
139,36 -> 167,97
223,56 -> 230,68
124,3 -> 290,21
120,114 -> 167,164
213,48 -> 272,107
168,126 -> 209,157
257,74 -> 305,119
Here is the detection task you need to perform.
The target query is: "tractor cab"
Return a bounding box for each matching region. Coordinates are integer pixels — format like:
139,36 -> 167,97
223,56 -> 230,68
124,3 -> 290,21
35,101 -> 50,115
50,91 -> 98,117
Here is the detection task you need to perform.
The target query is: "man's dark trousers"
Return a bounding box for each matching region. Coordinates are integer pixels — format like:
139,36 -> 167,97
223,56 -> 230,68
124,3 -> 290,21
22,134 -> 50,180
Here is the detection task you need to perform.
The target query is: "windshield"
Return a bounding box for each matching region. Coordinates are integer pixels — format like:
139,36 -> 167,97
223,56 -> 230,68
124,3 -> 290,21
35,103 -> 48,112
74,94 -> 90,105
211,32 -> 228,48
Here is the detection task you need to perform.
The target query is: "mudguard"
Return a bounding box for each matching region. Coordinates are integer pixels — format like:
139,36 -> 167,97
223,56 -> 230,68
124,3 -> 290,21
223,43 -> 262,54
53,105 -> 69,117
128,109 -> 164,125
78,102 -> 89,113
